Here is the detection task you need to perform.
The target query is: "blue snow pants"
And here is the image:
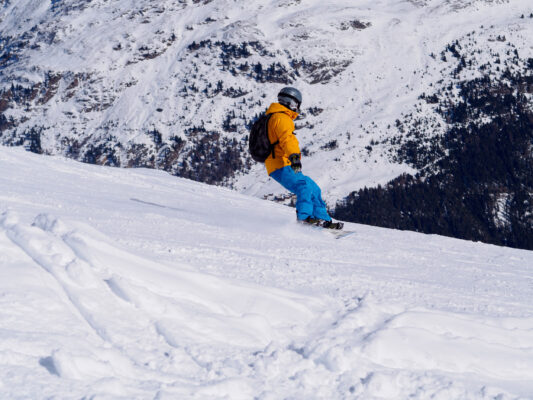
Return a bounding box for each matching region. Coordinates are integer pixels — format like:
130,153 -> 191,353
270,166 -> 331,221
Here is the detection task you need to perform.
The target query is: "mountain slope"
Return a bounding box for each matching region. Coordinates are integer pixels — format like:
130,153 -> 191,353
1,0 -> 531,195
335,34 -> 533,249
1,146 -> 533,399
2,0 -> 533,250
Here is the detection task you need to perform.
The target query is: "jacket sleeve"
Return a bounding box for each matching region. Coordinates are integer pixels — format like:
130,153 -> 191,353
271,114 -> 300,156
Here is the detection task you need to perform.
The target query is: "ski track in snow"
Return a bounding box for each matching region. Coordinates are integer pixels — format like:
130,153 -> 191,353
1,147 -> 533,399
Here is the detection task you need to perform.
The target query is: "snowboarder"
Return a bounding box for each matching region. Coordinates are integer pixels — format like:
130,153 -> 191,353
263,87 -> 343,229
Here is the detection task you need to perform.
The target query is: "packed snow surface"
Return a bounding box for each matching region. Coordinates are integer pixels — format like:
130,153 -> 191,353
1,146 -> 533,399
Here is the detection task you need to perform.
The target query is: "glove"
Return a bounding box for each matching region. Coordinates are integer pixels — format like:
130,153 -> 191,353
288,153 -> 302,173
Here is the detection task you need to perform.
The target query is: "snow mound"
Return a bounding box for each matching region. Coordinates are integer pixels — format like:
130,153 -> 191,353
363,308 -> 533,380
0,209 -> 328,397
2,212 -> 324,349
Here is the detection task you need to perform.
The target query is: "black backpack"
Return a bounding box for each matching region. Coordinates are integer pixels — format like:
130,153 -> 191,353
248,112 -> 280,163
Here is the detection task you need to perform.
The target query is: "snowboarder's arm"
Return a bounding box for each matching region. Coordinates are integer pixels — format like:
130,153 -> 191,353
274,115 -> 300,157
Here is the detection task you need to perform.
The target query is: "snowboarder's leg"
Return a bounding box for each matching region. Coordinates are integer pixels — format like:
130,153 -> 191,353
304,176 -> 332,221
270,166 -> 314,220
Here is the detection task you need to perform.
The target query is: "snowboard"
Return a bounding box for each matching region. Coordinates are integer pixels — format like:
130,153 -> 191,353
302,223 -> 355,239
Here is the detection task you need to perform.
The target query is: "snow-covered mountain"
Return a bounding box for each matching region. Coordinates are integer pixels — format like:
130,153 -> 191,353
1,145 -> 533,399
1,0 -> 531,196
1,0 -> 533,249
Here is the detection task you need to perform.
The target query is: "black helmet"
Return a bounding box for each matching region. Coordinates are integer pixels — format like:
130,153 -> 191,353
278,87 -> 302,112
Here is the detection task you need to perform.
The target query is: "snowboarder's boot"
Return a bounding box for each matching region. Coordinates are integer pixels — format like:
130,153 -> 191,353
299,216 -> 344,230
321,220 -> 344,230
299,216 -> 321,227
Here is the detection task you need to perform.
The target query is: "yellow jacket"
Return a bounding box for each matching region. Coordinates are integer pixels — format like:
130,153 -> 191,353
265,103 -> 300,175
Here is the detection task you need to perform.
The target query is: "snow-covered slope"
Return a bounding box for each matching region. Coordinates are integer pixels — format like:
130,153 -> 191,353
1,0 -> 532,203
1,146 -> 533,399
